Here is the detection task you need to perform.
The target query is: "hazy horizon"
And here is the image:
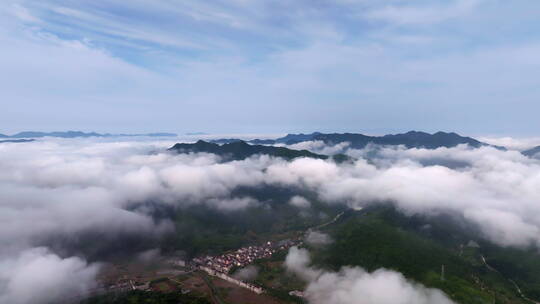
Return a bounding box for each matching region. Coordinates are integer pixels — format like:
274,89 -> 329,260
2,128 -> 539,140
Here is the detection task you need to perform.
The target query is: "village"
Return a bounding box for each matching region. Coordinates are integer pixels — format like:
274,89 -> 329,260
72,211 -> 348,304
93,236 -> 303,302
192,238 -> 302,294
193,238 -> 300,274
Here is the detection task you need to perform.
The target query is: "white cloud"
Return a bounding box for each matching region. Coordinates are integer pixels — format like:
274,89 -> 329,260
289,195 -> 312,208
207,197 -> 260,211
278,140 -> 351,155
477,136 -> 540,151
136,248 -> 162,263
0,247 -> 99,304
0,138 -> 268,302
263,144 -> 540,248
285,246 -> 322,282
285,247 -> 455,304
232,265 -> 259,282
4,138 -> 540,252
305,231 -> 333,246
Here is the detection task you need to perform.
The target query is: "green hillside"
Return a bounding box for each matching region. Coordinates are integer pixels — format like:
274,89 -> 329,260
169,140 -> 351,162
308,206 -> 539,304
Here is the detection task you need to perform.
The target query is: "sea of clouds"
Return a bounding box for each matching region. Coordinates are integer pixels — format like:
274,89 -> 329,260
1,136 -> 540,303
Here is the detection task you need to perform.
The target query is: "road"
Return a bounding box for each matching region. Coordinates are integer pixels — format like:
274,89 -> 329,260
201,272 -> 226,304
311,211 -> 345,231
481,255 -> 540,304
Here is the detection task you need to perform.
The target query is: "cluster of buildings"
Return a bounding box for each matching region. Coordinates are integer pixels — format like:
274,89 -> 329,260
190,238 -> 302,295
193,241 -> 275,274
106,276 -> 136,292
193,239 -> 301,275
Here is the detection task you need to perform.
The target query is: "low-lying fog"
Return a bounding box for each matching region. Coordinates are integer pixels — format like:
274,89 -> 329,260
1,135 -> 540,303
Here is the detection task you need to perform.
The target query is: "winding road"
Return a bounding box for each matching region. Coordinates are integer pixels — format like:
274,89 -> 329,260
481,255 -> 540,304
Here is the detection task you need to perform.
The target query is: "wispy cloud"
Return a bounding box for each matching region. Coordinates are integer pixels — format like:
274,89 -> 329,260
366,0 -> 483,25
2,0 -> 540,133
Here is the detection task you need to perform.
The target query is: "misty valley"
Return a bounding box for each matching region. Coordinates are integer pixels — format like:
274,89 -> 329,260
4,2 -> 540,303
1,131 -> 540,304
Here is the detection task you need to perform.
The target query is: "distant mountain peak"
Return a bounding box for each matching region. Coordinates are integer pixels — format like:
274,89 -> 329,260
405,130 -> 429,135
169,140 -> 330,161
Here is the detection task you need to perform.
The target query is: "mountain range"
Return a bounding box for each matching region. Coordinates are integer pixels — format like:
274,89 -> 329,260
0,131 -> 177,138
0,139 -> 36,144
211,131 -> 494,149
523,146 -> 540,157
169,140 -> 350,161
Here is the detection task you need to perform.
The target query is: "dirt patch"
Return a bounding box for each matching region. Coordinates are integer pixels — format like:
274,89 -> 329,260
266,261 -> 283,268
212,277 -> 284,304
150,280 -> 178,292
180,274 -> 217,302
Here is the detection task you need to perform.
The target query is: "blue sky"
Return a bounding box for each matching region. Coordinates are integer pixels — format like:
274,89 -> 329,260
1,0 -> 539,135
